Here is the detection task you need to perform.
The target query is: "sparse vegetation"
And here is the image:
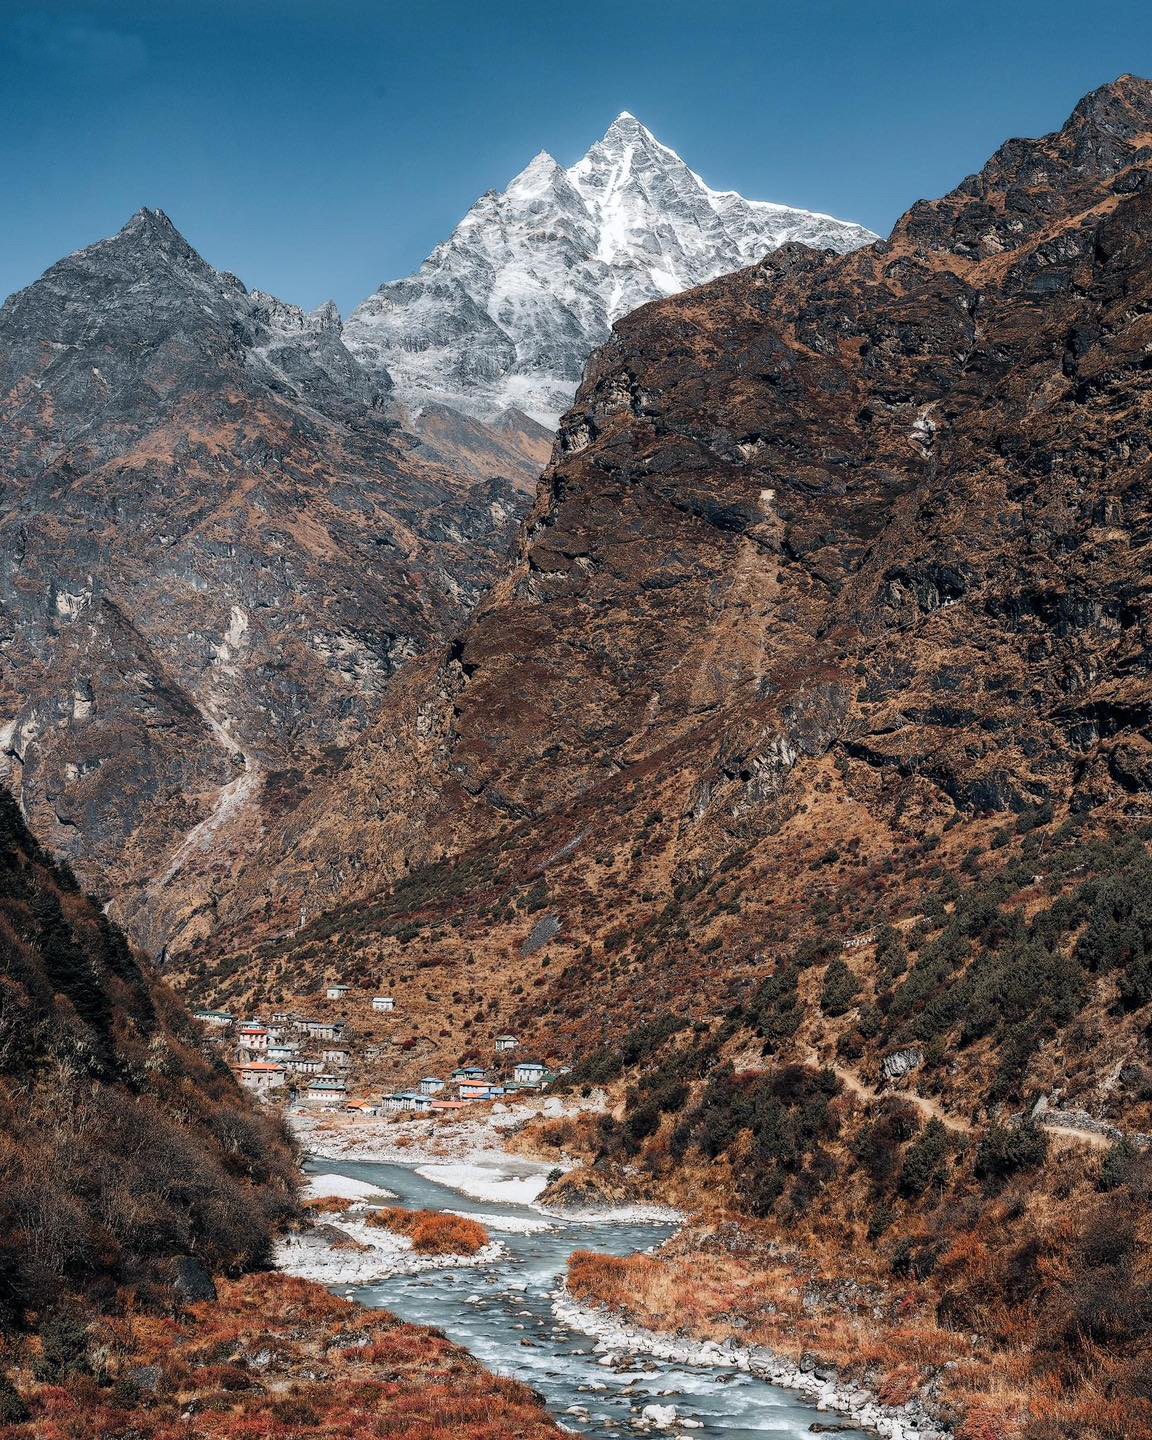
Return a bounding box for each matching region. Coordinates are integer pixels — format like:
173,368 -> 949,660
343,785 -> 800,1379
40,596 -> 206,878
0,1273 -> 559,1439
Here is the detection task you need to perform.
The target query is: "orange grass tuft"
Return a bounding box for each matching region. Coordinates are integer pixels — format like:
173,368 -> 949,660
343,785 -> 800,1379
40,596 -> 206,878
365,1207 -> 489,1255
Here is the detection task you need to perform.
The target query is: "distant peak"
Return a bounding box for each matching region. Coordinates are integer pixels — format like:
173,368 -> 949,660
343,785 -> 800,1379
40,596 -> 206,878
504,150 -> 566,197
120,207 -> 180,237
603,111 -> 651,138
108,207 -> 199,261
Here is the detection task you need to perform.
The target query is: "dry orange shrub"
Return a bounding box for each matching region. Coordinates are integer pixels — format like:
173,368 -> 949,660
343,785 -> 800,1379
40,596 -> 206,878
365,1207 -> 489,1255
301,1193 -> 357,1215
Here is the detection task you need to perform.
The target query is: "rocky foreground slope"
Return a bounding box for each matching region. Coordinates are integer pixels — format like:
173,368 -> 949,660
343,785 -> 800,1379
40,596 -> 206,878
0,788 -> 295,1325
345,112 -> 875,426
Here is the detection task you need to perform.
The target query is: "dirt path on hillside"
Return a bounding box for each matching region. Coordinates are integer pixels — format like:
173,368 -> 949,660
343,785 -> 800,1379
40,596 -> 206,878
810,1052 -> 1112,1151
826,1059 -> 974,1134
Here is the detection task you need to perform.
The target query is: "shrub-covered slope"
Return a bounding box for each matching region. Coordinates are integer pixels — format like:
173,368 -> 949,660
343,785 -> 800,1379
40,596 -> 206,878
0,791 -> 296,1330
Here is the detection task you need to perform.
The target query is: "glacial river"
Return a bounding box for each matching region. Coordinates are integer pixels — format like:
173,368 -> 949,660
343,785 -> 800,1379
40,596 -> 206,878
305,1155 -> 870,1438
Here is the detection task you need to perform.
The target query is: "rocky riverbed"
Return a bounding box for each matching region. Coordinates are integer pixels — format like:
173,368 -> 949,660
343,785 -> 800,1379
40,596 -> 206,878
279,1121 -> 948,1439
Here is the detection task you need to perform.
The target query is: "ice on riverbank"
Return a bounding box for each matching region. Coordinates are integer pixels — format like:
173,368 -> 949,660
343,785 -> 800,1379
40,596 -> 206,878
277,1218 -> 503,1287
415,1161 -> 552,1207
448,1208 -> 555,1233
539,1201 -> 685,1224
304,1172 -> 396,1202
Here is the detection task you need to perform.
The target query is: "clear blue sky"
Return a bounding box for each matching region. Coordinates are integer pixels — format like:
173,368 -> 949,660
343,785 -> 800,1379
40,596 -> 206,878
3,0 -> 1151,313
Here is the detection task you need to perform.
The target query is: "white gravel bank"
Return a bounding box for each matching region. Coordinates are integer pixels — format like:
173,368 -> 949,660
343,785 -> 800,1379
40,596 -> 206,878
551,1285 -> 950,1440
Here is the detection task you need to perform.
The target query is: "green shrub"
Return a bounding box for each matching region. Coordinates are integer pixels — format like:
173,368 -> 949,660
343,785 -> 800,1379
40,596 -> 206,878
975,1121 -> 1048,1186
0,1378 -> 28,1424
820,959 -> 861,1016
898,1118 -> 951,1197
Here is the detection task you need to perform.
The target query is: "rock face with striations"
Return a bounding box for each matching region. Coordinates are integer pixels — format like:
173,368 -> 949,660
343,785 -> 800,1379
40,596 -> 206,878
0,209 -> 529,949
197,77 -> 1152,1011
343,113 -> 876,427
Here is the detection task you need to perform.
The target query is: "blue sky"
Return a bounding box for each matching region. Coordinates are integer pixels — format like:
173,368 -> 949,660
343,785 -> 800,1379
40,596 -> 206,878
3,0 -> 1152,313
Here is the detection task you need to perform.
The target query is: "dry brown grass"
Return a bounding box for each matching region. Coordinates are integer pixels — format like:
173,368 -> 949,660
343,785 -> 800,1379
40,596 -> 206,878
0,1272 -> 559,1439
365,1207 -> 489,1255
570,1205 -> 1152,1440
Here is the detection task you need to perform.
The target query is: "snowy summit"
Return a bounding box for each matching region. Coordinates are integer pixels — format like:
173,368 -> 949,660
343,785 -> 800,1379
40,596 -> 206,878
343,114 -> 877,427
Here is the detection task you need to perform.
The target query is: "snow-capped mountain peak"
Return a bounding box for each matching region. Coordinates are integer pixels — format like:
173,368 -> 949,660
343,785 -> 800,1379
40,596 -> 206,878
344,116 -> 878,428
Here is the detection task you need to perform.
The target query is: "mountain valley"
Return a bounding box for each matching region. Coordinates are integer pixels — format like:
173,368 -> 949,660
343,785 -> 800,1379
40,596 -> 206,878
2,66 -> 1152,1440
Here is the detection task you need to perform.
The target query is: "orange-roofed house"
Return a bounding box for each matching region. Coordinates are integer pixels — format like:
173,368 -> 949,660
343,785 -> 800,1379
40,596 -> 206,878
233,1062 -> 285,1093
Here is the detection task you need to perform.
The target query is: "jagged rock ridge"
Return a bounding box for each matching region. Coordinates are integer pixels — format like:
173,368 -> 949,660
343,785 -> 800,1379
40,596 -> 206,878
343,113 -> 877,427
0,208 -> 530,950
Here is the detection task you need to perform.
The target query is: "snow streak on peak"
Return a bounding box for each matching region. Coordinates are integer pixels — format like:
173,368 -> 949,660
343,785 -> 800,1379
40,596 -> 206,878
344,116 -> 878,428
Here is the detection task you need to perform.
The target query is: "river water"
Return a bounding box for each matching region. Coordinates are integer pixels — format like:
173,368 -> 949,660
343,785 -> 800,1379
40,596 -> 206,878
305,1154 -> 870,1438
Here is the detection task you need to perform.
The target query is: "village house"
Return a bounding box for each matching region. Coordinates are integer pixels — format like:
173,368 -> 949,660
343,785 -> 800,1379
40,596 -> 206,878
271,1011 -> 293,1023
305,1076 -> 347,1107
418,1077 -> 445,1095
371,995 -> 394,1012
297,1019 -> 342,1041
343,1098 -> 380,1116
458,1080 -> 492,1101
325,984 -> 351,1000
267,1043 -> 298,1063
321,1048 -> 351,1069
451,1066 -> 487,1082
232,1061 -> 285,1093
384,1091 -> 433,1114
237,1025 -> 269,1051
193,1009 -> 234,1028
514,1061 -> 547,1086
495,1034 -> 518,1052
289,1056 -> 323,1075
431,1099 -> 471,1115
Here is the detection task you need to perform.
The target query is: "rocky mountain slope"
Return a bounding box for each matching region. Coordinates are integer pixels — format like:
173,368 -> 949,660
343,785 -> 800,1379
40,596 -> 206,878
196,73 -> 1152,1002
183,77 -> 1152,1439
0,209 -> 533,951
344,112 -> 876,427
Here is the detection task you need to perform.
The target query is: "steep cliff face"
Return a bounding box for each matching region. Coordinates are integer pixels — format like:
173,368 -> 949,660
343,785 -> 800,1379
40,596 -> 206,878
193,77 -> 1152,1081
0,210 -> 529,951
344,113 -> 876,427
